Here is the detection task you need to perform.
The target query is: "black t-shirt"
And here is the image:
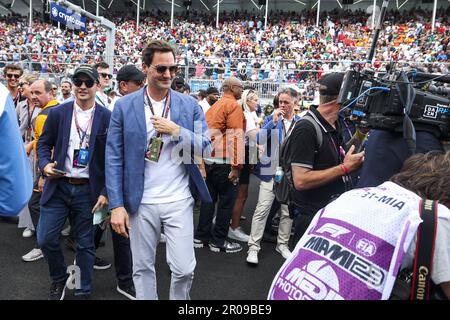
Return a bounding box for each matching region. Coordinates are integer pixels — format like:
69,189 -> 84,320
289,107 -> 346,215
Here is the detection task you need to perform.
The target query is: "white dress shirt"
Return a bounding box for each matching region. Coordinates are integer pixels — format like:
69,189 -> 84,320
64,102 -> 95,178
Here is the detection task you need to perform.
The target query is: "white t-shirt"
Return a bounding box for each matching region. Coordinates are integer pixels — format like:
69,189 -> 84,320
141,94 -> 191,204
64,103 -> 95,178
244,110 -> 259,146
198,99 -> 211,115
402,206 -> 450,286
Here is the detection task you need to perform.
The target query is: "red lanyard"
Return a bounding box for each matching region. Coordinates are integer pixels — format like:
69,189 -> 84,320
73,106 -> 95,149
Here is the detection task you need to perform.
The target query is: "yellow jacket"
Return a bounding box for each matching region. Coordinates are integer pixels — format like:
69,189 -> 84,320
33,100 -> 59,156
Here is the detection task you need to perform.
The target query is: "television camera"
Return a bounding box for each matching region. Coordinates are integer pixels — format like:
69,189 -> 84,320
337,68 -> 450,142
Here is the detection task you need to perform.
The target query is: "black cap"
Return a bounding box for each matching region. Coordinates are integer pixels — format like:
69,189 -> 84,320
317,72 -> 345,96
206,86 -> 219,95
117,65 -> 145,82
72,65 -> 99,82
173,76 -> 184,86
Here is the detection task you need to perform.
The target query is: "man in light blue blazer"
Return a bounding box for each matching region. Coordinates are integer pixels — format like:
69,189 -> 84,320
247,88 -> 301,265
106,40 -> 211,300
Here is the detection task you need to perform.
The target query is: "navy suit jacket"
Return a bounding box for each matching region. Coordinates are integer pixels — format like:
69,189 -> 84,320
37,101 -> 111,206
106,88 -> 212,215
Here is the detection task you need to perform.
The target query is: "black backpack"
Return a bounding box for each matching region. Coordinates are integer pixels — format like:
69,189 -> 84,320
273,113 -> 323,206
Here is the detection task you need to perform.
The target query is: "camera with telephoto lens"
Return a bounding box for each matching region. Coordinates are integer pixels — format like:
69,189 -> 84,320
337,68 -> 450,141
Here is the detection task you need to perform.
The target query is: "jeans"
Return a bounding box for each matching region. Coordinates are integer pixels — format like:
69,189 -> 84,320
28,179 -> 41,247
37,181 -> 95,295
195,164 -> 238,247
94,223 -> 133,287
111,225 -> 133,287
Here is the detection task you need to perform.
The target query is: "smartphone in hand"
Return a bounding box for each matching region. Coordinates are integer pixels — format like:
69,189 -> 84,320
52,168 -> 67,176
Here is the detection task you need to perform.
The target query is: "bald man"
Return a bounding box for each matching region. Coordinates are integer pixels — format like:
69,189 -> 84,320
194,77 -> 246,253
22,79 -> 59,263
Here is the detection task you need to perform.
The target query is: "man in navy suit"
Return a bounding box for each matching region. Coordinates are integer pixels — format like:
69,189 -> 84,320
106,40 -> 211,300
37,65 -> 111,300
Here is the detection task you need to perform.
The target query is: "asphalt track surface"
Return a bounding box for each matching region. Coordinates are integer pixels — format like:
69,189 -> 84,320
0,175 -> 286,300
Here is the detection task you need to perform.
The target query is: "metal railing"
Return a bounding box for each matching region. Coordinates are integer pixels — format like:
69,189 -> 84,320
189,78 -> 284,101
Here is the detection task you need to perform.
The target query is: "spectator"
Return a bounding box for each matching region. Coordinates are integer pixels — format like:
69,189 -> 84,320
3,64 -> 24,106
94,61 -> 112,108
198,86 -> 219,114
37,65 -> 111,300
194,77 -> 245,254
106,40 -> 211,300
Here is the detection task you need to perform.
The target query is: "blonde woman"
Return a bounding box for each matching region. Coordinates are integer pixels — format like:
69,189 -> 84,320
228,89 -> 260,242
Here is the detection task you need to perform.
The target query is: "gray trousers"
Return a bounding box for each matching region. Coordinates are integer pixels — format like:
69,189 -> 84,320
130,197 -> 195,300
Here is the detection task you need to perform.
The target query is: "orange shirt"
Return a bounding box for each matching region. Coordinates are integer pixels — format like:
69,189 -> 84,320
205,93 -> 245,168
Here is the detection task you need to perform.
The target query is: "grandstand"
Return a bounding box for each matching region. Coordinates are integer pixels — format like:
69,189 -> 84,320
1,0 -> 450,104
0,1 -> 447,16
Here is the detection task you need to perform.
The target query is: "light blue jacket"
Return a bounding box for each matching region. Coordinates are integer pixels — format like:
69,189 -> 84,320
106,88 -> 212,215
253,114 -> 301,182
0,84 -> 32,216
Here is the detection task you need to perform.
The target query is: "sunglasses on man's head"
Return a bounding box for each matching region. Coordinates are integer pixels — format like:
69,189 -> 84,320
73,78 -> 96,88
150,64 -> 179,74
100,73 -> 113,79
6,74 -> 20,79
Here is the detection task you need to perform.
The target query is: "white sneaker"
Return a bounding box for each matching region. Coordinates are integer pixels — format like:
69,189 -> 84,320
276,245 -> 292,259
159,233 -> 167,243
227,227 -> 250,242
61,225 -> 71,236
22,248 -> 44,262
246,250 -> 259,265
22,228 -> 34,238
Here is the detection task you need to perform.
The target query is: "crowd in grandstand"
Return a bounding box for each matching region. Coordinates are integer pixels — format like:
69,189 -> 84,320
1,7 -> 450,84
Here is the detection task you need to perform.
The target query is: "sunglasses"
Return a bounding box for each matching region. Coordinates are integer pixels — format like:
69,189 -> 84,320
18,82 -> 29,87
100,73 -> 113,79
52,87 -> 58,90
150,64 -> 179,74
6,74 -> 20,79
73,78 -> 96,88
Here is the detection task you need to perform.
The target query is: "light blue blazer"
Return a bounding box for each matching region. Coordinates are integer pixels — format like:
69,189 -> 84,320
106,88 -> 212,215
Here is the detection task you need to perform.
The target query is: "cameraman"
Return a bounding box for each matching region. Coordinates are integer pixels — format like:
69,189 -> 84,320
288,73 -> 365,244
357,129 -> 444,188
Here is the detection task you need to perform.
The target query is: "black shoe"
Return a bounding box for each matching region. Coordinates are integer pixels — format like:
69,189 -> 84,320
65,237 -> 77,252
94,257 -> 111,270
117,284 -> 137,300
49,276 -> 69,300
209,240 -> 242,253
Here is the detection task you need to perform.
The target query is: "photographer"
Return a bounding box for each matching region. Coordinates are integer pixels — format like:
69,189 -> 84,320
269,151 -> 450,300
